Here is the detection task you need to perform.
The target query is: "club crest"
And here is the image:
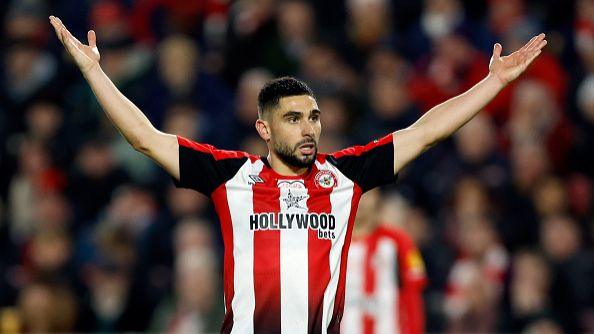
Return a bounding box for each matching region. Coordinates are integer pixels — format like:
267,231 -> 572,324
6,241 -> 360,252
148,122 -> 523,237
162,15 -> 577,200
315,170 -> 338,189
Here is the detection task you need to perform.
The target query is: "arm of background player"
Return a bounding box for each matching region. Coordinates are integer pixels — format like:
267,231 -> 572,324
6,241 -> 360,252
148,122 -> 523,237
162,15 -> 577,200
49,16 -> 180,180
392,229 -> 427,334
392,33 -> 547,174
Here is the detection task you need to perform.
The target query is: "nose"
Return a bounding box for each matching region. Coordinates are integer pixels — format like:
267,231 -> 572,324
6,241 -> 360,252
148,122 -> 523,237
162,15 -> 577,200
301,119 -> 315,137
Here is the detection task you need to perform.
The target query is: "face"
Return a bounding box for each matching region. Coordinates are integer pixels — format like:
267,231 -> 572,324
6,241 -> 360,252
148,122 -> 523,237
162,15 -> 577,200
259,95 -> 322,168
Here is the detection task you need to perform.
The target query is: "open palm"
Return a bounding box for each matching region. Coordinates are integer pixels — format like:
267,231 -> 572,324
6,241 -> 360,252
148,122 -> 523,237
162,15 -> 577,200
489,33 -> 547,85
50,16 -> 100,73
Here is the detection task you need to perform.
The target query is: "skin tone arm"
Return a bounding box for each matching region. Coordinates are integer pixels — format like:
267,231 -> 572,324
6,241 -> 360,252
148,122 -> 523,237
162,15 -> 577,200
393,34 -> 548,174
49,16 -> 180,180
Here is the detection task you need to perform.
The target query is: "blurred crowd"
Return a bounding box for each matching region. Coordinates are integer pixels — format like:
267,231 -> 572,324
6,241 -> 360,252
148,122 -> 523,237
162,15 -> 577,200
0,0 -> 593,333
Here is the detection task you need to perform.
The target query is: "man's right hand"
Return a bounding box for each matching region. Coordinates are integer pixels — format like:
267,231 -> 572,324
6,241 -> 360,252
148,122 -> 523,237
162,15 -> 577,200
49,16 -> 181,182
50,16 -> 100,74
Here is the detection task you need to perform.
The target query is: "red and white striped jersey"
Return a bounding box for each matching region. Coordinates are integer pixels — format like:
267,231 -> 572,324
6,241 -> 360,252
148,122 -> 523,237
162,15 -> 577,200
174,133 -> 396,334
342,226 -> 427,334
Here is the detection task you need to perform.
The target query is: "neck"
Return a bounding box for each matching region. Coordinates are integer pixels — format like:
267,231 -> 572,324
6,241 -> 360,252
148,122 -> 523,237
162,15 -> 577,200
266,151 -> 309,176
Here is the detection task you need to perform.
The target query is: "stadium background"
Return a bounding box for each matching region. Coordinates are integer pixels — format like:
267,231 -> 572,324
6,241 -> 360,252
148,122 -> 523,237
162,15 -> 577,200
1,0 -> 593,332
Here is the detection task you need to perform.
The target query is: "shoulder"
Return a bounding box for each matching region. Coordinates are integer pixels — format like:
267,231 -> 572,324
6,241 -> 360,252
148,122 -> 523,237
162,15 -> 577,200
376,225 -> 416,249
177,136 -> 255,161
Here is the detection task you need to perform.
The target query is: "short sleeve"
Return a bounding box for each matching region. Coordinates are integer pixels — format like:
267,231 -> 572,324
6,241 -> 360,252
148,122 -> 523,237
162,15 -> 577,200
326,133 -> 396,192
174,136 -> 249,196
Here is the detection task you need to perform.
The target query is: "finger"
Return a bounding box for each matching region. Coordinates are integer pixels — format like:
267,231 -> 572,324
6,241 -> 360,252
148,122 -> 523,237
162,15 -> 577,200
523,35 -> 540,52
519,35 -> 538,52
88,30 -> 97,48
58,20 -> 84,48
493,43 -> 502,58
62,30 -> 79,54
49,17 -> 63,41
56,25 -> 80,55
535,39 -> 547,50
527,33 -> 546,51
51,17 -> 69,45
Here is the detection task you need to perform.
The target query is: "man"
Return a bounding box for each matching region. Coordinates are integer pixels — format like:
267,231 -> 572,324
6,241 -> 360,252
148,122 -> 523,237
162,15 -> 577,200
342,190 -> 426,334
49,15 -> 546,334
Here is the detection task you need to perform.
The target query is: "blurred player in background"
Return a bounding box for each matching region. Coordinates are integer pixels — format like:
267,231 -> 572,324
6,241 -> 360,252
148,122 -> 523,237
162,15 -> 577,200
342,189 -> 426,334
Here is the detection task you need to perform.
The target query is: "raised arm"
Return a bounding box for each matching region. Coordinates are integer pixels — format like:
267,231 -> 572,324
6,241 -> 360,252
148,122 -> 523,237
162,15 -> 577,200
393,33 -> 547,174
49,16 -> 180,180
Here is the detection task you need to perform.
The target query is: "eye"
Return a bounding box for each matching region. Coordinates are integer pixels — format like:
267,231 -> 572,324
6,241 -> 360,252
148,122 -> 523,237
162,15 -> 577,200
310,115 -> 320,122
288,117 -> 299,124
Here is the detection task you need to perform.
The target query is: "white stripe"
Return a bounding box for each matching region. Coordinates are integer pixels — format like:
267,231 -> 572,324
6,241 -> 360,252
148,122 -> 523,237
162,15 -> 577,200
341,242 -> 366,334
279,179 -> 309,333
318,161 -> 356,333
229,159 -> 264,334
374,238 -> 398,333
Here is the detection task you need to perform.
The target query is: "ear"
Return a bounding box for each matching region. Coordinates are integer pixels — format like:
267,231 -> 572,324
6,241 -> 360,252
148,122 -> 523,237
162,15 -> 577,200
255,119 -> 271,142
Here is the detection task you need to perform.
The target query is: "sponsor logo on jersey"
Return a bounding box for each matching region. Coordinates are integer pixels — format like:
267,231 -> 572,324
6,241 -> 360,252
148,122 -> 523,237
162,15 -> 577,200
406,250 -> 426,278
248,174 -> 265,184
314,170 -> 337,189
249,213 -> 337,240
278,180 -> 305,189
282,190 -> 308,209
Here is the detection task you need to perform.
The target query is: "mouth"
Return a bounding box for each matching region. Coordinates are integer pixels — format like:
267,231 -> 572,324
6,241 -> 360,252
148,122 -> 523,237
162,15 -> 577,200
297,142 -> 316,155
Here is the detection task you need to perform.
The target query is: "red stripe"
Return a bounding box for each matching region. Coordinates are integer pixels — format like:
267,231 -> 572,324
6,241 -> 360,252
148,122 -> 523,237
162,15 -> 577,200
252,168 -> 281,332
306,164 -> 332,334
211,184 -> 235,333
328,184 -> 363,334
177,135 -> 251,160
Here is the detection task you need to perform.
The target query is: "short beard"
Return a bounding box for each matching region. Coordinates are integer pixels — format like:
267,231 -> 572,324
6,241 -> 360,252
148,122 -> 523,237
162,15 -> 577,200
273,139 -> 317,169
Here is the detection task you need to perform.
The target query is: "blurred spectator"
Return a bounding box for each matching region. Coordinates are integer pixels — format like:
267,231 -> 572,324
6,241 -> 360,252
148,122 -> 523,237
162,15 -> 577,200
226,68 -> 273,148
541,215 -> 594,332
8,139 -> 66,243
223,0 -> 280,83
506,80 -> 573,170
77,222 -> 150,332
144,34 -> 233,129
346,0 -> 392,51
574,0 -> 594,72
444,215 -> 508,333
408,33 -> 489,113
66,138 -> 130,225
166,186 -> 209,221
24,101 -> 72,167
317,94 -> 351,151
570,74 -> 594,176
500,249 -> 555,332
434,114 -> 510,197
403,0 -> 493,60
511,141 -> 550,195
1,0 -> 59,117
151,219 -> 222,333
358,75 -> 420,141
277,0 -> 316,63
17,280 -> 77,333
240,134 -> 269,157
487,0 -> 535,38
531,176 -> 568,220
299,42 -> 359,96
26,228 -> 72,277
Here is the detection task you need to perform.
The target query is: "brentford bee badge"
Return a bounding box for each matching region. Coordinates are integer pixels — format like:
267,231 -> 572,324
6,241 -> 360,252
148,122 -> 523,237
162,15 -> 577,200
314,170 -> 338,189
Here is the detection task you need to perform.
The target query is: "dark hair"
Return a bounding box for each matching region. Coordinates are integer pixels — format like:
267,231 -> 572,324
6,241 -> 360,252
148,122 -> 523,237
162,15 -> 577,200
257,76 -> 315,118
